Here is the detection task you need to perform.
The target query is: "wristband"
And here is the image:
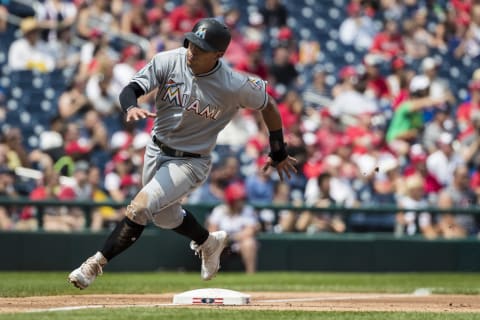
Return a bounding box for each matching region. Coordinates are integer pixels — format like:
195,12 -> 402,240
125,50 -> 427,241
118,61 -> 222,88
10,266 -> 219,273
268,129 -> 288,166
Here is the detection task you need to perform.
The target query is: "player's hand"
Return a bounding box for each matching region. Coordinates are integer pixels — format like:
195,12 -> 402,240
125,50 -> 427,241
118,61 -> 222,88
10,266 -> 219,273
126,107 -> 156,122
262,155 -> 298,181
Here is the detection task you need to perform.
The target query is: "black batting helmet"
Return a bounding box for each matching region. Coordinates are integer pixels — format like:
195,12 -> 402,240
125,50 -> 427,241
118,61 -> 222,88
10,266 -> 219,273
183,18 -> 231,52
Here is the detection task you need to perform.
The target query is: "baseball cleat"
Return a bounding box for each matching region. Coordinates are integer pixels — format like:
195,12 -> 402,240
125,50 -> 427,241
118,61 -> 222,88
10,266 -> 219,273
68,252 -> 106,289
190,231 -> 228,281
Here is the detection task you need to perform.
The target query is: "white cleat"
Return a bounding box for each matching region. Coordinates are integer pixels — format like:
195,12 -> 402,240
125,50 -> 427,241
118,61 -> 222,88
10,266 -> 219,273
190,231 -> 228,281
68,252 -> 106,289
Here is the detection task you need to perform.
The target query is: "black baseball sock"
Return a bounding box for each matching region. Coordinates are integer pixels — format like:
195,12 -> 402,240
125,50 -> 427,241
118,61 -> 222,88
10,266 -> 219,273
100,217 -> 145,261
172,209 -> 209,245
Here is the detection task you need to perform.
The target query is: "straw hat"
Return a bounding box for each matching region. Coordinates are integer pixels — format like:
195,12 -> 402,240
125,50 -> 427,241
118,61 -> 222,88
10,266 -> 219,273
20,17 -> 39,34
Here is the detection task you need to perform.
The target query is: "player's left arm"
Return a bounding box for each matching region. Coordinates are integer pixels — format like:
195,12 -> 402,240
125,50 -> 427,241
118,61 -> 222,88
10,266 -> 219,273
260,95 -> 297,181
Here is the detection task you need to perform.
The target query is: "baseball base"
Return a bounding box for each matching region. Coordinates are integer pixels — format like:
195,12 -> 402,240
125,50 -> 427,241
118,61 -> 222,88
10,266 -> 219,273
172,288 -> 250,305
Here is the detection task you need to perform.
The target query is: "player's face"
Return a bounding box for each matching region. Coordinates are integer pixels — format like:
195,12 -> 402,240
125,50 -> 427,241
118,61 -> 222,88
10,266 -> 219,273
187,42 -> 222,73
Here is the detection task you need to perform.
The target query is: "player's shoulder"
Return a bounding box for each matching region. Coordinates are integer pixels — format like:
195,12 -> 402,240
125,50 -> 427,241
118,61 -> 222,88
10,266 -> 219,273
219,62 -> 264,91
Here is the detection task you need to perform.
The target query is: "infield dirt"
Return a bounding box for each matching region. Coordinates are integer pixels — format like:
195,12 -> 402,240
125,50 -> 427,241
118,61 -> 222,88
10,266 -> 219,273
1,292 -> 479,313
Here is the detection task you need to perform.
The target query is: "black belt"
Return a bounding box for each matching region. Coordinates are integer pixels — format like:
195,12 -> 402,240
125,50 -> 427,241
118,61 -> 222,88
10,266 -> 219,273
152,136 -> 201,158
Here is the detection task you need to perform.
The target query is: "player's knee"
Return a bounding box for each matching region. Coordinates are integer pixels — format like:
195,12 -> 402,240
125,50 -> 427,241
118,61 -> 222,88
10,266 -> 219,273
125,192 -> 150,226
152,210 -> 183,229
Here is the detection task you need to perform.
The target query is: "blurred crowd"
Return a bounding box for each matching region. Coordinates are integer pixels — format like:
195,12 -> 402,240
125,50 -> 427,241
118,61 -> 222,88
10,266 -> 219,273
0,0 -> 479,242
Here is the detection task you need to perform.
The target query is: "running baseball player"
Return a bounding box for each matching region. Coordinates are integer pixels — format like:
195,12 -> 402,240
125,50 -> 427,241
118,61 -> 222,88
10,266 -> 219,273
68,18 -> 297,289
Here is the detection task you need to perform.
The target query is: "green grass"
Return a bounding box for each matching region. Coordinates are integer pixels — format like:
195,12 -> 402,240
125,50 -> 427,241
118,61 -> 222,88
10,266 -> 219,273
1,272 -> 479,297
0,309 -> 479,320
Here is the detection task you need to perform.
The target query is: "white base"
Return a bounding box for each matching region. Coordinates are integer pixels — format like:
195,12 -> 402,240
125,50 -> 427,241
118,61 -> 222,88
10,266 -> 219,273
173,288 -> 250,305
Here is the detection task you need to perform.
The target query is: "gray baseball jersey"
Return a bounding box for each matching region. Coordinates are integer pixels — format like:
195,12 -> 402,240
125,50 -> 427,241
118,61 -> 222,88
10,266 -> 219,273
127,47 -> 268,229
132,47 -> 268,155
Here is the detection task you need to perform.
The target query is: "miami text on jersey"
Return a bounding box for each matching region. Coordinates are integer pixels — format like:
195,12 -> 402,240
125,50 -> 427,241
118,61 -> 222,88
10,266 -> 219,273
162,80 -> 221,120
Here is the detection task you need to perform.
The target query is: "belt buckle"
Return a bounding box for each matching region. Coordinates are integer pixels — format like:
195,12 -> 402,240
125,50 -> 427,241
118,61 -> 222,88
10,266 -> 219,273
175,150 -> 183,157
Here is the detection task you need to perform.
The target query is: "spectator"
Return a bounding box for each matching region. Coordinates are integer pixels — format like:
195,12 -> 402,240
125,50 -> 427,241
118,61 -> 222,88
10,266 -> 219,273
436,164 -> 477,238
350,153 -> 396,232
35,0 -> 78,43
402,8 -> 433,60
243,11 -> 266,45
345,112 -> 383,155
82,110 -> 109,154
57,76 -> 90,120
260,0 -> 288,29
85,57 -> 118,115
339,1 -> 377,51
386,57 -> 414,110
104,150 -> 139,203
89,165 -> 122,231
459,110 -> 480,170
275,26 -> 299,64
453,3 -> 480,59
297,172 -> 346,233
120,0 -> 150,37
234,41 -> 269,80
62,123 -> 92,163
266,181 -> 301,233
277,90 -> 303,133
268,46 -> 298,88
71,160 -> 92,200
8,17 -> 55,72
221,6 -> 249,66
363,53 -> 390,101
329,66 -> 379,124
187,160 -> 227,205
395,173 -> 437,238
76,0 -> 118,39
168,0 -> 207,36
421,57 -> 455,104
386,75 -> 447,156
111,45 -> 144,99
245,156 -> 275,205
26,168 -> 84,232
426,132 -> 464,187
301,65 -> 332,110
48,25 -> 81,71
147,18 -> 181,59
0,5 -> 7,32
0,168 -> 18,230
370,18 -> 405,60
207,182 -> 260,274
147,0 -> 170,35
422,105 -> 451,153
216,109 -> 259,149
3,128 -> 30,168
304,154 -> 357,208
457,79 -> 480,136
403,144 -> 442,197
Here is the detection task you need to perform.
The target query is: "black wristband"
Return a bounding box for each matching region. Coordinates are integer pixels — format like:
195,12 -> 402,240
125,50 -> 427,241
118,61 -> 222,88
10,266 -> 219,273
269,129 -> 287,166
119,82 -> 145,113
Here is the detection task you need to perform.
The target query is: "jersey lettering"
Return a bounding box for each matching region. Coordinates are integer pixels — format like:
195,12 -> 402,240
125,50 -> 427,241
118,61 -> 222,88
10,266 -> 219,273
199,104 -> 220,120
162,86 -> 182,106
185,99 -> 200,113
185,99 -> 220,120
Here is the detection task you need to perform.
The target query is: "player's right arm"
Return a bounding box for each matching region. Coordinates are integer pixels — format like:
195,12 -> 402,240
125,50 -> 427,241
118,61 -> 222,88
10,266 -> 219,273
119,82 -> 156,122
119,51 -> 170,122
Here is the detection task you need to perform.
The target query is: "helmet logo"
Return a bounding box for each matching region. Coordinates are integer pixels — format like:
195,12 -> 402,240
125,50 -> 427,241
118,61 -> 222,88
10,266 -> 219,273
195,26 -> 207,39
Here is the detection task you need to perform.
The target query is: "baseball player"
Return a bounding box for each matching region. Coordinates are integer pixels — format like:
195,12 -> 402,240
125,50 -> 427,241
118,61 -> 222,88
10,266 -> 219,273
68,18 -> 297,289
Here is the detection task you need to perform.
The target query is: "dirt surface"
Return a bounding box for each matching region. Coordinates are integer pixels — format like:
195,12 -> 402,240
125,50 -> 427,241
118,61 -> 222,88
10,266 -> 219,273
1,292 -> 479,314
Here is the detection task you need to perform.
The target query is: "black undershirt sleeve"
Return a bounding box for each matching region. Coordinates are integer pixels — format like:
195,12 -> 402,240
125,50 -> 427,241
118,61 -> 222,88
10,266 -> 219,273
119,82 -> 145,113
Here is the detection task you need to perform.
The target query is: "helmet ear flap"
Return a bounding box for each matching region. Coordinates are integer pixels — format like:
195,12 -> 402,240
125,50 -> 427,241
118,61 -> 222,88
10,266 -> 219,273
183,39 -> 189,49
